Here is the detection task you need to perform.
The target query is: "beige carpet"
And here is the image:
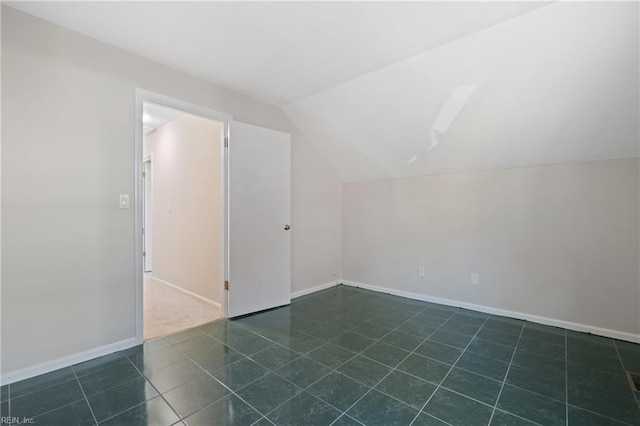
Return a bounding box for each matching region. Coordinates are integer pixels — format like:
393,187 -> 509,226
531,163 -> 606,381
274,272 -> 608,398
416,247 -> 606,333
144,277 -> 223,341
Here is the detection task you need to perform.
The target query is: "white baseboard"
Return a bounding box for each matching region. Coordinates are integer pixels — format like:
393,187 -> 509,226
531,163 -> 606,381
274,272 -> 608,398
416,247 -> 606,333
341,280 -> 640,344
1,337 -> 137,385
291,281 -> 339,299
151,276 -> 221,309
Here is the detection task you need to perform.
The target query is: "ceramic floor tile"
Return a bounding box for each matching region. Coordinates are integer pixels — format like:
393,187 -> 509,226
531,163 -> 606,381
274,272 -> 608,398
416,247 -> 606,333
442,367 -> 502,405
352,322 -> 394,340
129,346 -> 188,372
568,381 -> 640,425
412,412 -> 451,425
229,334 -> 274,356
183,394 -> 261,426
567,405 -> 632,426
512,350 -> 565,377
235,373 -> 301,415
517,337 -> 565,360
490,410 -> 539,425
189,344 -> 245,373
33,399 -> 96,426
338,356 -> 392,387
200,321 -> 252,344
397,353 -> 451,384
209,358 -> 268,391
267,391 -> 342,426
307,343 -> 357,369
428,330 -> 473,349
11,378 -> 86,419
74,353 -> 132,377
8,286 -> 640,426
375,370 -> 437,409
144,359 -> 206,394
347,389 -> 418,426
250,345 -> 301,371
275,357 -> 331,388
506,364 -> 565,402
163,328 -> 205,345
78,359 -> 141,396
423,388 -> 493,426
466,338 -> 514,363
10,366 -> 77,399
521,328 -> 565,346
397,321 -> 438,339
497,385 -> 566,426
439,319 -> 483,336
483,318 -> 524,336
476,328 -> 520,348
162,375 -> 230,418
414,340 -> 463,365
456,352 -> 510,381
307,371 -> 370,412
332,332 -> 376,353
172,335 -> 223,358
99,395 -> 179,426
331,414 -> 365,426
361,342 -> 410,368
279,333 -> 326,354
87,376 -> 158,423
380,330 -> 425,352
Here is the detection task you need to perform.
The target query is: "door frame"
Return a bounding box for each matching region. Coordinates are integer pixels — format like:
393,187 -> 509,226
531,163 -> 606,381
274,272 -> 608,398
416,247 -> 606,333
142,156 -> 152,273
134,88 -> 232,344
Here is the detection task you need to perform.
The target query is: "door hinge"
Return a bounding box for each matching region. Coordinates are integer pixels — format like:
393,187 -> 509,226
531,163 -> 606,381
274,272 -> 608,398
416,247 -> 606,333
142,251 -> 146,257
224,137 -> 229,148
142,170 -> 146,178
224,280 -> 229,290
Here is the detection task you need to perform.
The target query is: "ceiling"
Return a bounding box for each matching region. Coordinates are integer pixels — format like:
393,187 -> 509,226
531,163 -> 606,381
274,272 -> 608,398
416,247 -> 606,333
7,2 -> 639,182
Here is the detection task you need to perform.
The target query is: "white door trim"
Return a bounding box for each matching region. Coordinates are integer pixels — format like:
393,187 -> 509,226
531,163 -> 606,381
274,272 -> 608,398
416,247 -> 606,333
134,88 -> 232,344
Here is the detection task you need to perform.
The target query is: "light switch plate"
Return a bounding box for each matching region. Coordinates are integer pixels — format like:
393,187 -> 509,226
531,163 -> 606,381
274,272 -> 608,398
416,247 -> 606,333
119,194 -> 130,209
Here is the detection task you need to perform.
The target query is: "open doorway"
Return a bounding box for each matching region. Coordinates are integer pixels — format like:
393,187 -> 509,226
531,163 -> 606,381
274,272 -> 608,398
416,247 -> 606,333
140,100 -> 226,341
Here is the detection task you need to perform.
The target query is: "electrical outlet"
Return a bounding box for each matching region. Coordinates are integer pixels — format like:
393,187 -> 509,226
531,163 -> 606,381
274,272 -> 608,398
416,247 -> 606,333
470,272 -> 480,285
418,266 -> 425,278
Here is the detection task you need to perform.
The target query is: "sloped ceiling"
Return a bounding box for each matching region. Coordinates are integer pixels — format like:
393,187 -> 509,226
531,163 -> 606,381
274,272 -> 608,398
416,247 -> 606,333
284,2 -> 640,182
7,2 -> 639,182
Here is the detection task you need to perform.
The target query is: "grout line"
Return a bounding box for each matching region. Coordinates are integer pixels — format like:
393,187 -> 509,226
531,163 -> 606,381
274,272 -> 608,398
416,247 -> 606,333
565,403 -> 637,426
52,286 -> 640,426
408,316 -> 492,425
486,322 -> 525,425
123,352 -> 187,423
327,307 -> 464,425
71,368 -> 99,426
220,297 -> 441,424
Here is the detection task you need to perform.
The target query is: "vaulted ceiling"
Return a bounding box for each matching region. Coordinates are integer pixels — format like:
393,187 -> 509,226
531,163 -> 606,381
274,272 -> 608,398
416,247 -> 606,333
7,2 -> 639,182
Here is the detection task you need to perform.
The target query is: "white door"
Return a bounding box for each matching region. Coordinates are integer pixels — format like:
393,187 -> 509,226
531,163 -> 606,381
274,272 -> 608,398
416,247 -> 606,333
227,121 -> 291,318
143,159 -> 153,272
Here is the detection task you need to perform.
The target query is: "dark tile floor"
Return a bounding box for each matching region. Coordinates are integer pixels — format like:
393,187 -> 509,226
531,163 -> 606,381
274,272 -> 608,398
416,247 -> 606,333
2,285 -> 639,425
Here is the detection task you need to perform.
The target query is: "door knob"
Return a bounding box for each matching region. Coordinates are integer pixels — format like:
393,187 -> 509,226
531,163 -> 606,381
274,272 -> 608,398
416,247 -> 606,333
284,224 -> 290,231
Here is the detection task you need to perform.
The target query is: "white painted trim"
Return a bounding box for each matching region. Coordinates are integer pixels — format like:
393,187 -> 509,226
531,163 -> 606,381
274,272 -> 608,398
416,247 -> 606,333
291,281 -> 339,299
0,338 -> 137,385
341,280 -> 640,344
151,276 -> 222,309
134,88 -> 231,344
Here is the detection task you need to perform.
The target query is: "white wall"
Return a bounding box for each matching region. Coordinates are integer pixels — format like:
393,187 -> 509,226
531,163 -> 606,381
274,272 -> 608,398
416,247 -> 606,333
147,114 -> 223,304
1,6 -> 342,377
343,158 -> 640,337
291,128 -> 342,295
